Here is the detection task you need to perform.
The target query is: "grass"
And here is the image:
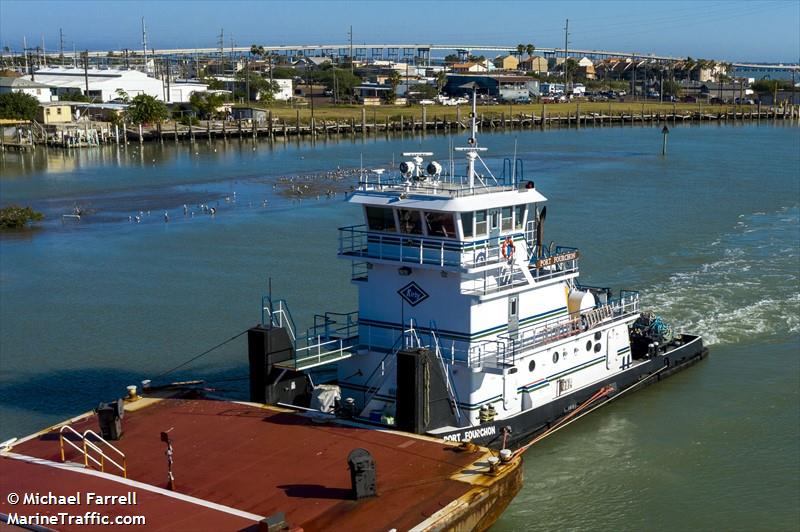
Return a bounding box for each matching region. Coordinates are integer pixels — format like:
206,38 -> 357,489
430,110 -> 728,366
248,100 -> 755,123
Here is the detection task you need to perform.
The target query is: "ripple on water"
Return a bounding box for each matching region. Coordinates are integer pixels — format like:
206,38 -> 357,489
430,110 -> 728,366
643,206 -> 800,345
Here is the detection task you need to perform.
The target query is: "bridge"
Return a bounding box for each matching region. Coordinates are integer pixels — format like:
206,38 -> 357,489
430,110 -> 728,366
33,43 -> 799,71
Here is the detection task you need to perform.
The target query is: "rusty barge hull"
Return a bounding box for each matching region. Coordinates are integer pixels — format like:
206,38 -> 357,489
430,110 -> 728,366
0,395 -> 521,531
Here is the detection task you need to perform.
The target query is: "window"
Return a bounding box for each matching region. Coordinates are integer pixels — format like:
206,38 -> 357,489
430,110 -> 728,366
398,209 -> 423,234
490,211 -> 499,230
509,297 -> 518,317
586,340 -> 592,351
594,331 -> 602,340
594,343 -> 602,353
501,207 -> 512,231
514,205 -> 525,229
56,108 -> 62,115
461,212 -> 474,238
46,108 -> 51,115
425,212 -> 455,238
529,359 -> 536,372
365,207 -> 396,232
475,210 -> 488,236
552,352 -> 559,363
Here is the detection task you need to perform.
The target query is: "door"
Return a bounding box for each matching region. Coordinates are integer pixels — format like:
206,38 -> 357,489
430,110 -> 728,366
508,295 -> 519,340
489,208 -> 501,239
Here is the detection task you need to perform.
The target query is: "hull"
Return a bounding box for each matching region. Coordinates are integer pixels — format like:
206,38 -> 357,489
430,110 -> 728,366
433,335 -> 708,449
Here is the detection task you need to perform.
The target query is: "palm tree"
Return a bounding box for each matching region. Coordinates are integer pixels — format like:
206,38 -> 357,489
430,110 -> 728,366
436,70 -> 448,95
516,44 -> 525,60
525,44 -> 535,58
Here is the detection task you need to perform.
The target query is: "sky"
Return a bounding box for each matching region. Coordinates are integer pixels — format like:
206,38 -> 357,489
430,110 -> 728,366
1,0 -> 798,63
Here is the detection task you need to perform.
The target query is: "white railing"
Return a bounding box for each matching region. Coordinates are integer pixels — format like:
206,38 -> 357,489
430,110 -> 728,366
59,425 -> 127,478
262,299 -> 297,342
291,337 -> 352,370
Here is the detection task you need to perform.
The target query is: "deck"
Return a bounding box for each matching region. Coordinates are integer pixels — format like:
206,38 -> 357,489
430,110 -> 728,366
0,395 -> 521,531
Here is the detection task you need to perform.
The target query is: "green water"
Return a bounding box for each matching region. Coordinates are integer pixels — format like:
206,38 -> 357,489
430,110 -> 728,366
1,124 -> 798,530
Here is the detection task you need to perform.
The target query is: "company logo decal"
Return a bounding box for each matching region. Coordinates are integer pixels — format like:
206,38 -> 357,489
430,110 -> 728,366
398,282 -> 429,307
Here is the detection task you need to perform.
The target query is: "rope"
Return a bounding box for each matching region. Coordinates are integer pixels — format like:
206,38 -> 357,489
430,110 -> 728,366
514,364 -> 669,458
152,329 -> 250,381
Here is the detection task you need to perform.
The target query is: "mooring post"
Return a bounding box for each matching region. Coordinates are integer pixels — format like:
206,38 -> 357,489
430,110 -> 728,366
361,108 -> 366,134
138,124 -> 143,144
661,125 -> 669,156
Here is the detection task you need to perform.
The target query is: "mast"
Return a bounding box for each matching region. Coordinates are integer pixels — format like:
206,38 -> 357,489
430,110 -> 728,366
468,85 -> 478,190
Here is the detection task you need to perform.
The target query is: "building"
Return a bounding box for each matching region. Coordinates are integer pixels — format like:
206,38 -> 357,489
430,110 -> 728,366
452,62 -> 488,74
168,81 -> 210,104
493,55 -> 519,71
229,106 -> 268,123
577,57 -> 596,80
28,68 -> 166,102
519,56 -> 548,74
36,102 -> 72,124
0,76 -> 53,103
444,74 -> 539,101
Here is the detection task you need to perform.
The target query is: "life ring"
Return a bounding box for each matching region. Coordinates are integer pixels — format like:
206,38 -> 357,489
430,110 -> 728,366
501,237 -> 516,260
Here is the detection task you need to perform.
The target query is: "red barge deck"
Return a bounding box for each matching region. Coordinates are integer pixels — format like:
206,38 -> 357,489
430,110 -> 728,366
0,394 -> 521,531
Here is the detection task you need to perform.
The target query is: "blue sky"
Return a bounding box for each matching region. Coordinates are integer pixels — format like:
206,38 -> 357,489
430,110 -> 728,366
1,0 -> 798,62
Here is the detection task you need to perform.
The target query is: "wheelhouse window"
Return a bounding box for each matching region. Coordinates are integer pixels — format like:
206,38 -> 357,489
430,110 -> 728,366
501,207 -> 512,231
365,206 -> 396,232
461,212 -> 474,238
514,205 -> 525,229
425,212 -> 455,238
475,210 -> 488,236
398,209 -> 423,234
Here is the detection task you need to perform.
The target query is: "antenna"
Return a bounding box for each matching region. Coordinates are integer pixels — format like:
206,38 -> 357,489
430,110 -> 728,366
141,17 -> 148,73
563,18 -> 570,93
348,25 -> 353,74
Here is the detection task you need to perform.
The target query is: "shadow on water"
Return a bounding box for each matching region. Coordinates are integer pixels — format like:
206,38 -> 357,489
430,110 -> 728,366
0,364 -> 251,423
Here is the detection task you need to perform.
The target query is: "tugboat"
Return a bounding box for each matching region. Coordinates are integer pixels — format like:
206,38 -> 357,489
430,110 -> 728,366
249,85 -> 708,450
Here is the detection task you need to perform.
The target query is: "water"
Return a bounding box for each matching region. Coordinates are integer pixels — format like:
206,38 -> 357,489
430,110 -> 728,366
1,124 -> 798,530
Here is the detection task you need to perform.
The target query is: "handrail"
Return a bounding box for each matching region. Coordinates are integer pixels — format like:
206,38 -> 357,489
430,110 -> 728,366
84,429 -> 128,478
432,330 -> 462,423
59,425 -> 127,478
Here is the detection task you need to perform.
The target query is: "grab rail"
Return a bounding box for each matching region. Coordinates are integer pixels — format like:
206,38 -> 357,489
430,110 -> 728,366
58,425 -> 128,478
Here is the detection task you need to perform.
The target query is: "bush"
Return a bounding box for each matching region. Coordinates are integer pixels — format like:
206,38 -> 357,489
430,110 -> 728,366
0,92 -> 39,120
0,205 -> 44,229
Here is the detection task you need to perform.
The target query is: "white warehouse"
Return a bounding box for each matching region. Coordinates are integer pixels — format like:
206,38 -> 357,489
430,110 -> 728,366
27,68 -> 206,103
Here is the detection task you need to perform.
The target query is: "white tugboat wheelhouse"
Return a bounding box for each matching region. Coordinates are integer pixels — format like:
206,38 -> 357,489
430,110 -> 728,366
255,85 -> 706,447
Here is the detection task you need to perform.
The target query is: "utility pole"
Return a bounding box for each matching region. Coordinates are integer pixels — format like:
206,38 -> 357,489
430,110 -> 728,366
141,17 -> 148,74
83,50 -> 89,94
563,19 -> 570,94
218,28 -> 224,74
348,25 -> 353,74
59,28 -> 64,61
22,36 -> 28,75
41,35 -> 46,67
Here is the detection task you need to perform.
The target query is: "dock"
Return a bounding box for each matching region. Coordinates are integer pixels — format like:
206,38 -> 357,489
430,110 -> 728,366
0,393 -> 522,531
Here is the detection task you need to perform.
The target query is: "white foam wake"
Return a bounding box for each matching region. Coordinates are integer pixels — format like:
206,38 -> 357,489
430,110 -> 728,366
642,207 -> 800,345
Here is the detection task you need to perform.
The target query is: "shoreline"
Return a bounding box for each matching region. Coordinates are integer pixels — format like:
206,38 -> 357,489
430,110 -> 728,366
3,102 -> 798,150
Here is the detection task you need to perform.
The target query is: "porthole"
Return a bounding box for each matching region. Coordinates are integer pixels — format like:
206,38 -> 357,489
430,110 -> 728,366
594,331 -> 602,341
594,343 -> 602,353
562,350 -> 567,360
529,359 -> 536,372
586,340 -> 592,351
552,352 -> 559,363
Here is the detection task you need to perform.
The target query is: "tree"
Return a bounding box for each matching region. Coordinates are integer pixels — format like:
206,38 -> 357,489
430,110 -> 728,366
408,83 -> 437,100
525,43 -> 535,57
250,44 -> 265,58
189,91 -> 225,119
125,93 -> 168,125
436,70 -> 448,94
235,70 -> 280,101
663,80 -> 682,98
444,54 -> 460,64
0,205 -> 44,229
0,92 -> 39,120
386,70 -> 402,103
516,44 -> 525,59
114,89 -> 130,103
563,58 -> 578,80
